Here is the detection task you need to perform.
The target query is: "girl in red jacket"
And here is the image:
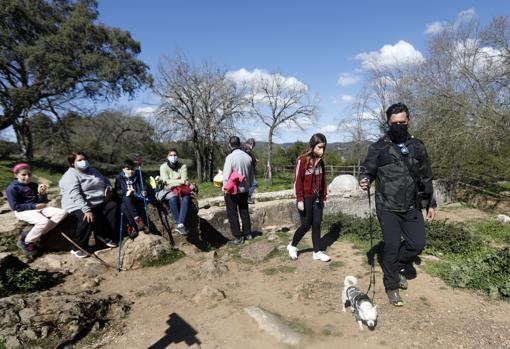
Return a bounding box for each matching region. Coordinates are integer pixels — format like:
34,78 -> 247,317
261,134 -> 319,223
287,133 -> 330,262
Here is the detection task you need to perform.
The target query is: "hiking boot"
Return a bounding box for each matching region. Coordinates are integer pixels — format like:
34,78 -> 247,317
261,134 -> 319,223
399,273 -> 408,290
400,263 -> 417,280
70,250 -> 88,258
135,216 -> 147,232
287,244 -> 298,260
312,251 -> 331,262
387,289 -> 404,306
227,237 -> 244,245
17,233 -> 37,257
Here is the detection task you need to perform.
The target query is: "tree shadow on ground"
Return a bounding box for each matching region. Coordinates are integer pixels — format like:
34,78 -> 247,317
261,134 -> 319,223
147,313 -> 201,349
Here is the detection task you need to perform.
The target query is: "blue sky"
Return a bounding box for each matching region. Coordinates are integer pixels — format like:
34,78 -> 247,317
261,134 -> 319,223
3,0 -> 508,144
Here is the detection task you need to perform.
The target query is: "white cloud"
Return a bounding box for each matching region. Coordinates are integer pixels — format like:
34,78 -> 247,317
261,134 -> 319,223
337,73 -> 360,86
226,68 -> 308,92
341,95 -> 354,102
356,40 -> 424,70
134,106 -> 156,115
425,21 -> 446,34
317,124 -> 338,134
458,8 -> 476,21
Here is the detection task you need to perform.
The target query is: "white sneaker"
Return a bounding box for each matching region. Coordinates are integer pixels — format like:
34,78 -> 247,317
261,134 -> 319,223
287,244 -> 298,260
312,251 -> 331,262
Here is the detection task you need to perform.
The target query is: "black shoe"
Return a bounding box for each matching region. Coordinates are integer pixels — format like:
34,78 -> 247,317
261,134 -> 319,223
399,273 -> 408,289
227,237 -> 244,245
105,240 -> 117,248
387,289 -> 404,306
400,263 -> 417,280
244,234 -> 253,240
247,198 -> 254,204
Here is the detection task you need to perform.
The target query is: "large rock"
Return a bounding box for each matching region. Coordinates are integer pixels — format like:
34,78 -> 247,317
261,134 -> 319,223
244,306 -> 301,346
328,175 -> 362,195
119,233 -> 170,270
198,198 -> 300,240
198,251 -> 229,280
497,214 -> 510,223
0,290 -> 130,348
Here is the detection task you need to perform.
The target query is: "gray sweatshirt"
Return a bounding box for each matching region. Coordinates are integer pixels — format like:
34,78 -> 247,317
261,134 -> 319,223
59,167 -> 111,213
222,148 -> 254,194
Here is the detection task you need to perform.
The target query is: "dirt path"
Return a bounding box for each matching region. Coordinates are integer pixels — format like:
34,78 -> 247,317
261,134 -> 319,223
80,232 -> 510,349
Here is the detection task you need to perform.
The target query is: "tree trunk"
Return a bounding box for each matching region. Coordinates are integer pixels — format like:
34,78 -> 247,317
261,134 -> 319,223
206,145 -> 215,182
13,115 -> 33,160
266,128 -> 274,186
193,131 -> 203,182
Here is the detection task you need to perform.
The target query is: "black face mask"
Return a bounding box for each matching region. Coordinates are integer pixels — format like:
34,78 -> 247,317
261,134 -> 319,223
387,123 -> 408,143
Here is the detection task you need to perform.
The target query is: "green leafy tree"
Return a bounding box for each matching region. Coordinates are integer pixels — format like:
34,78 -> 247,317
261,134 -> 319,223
0,0 -> 152,159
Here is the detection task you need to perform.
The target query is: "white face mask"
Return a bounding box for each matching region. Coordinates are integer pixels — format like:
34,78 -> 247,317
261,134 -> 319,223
123,169 -> 135,177
76,160 -> 89,170
167,155 -> 178,164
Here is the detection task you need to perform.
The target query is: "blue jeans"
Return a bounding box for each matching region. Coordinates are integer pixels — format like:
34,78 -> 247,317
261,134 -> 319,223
168,194 -> 190,226
248,177 -> 257,199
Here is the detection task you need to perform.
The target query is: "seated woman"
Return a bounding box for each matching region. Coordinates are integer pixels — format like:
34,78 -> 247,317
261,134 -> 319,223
59,151 -> 117,258
160,149 -> 190,235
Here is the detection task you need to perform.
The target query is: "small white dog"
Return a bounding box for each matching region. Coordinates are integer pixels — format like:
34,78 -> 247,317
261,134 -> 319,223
341,275 -> 378,330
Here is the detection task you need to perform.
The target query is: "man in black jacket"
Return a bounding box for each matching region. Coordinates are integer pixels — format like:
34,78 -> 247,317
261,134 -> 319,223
360,102 -> 436,306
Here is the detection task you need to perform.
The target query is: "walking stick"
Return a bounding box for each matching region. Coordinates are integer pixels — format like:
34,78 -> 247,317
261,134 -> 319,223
117,211 -> 124,271
137,164 -> 151,230
61,232 -> 118,270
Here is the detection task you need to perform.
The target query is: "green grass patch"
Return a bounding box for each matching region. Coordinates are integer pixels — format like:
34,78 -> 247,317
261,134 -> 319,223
0,267 -> 62,297
470,218 -> 510,244
0,236 -> 17,253
262,265 -> 296,275
140,248 -> 185,267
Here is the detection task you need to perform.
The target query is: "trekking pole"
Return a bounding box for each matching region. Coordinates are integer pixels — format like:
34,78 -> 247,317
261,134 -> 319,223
138,164 -> 150,230
117,211 -> 124,272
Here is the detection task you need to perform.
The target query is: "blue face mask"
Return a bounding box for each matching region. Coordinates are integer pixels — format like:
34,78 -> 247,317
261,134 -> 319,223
76,160 -> 89,170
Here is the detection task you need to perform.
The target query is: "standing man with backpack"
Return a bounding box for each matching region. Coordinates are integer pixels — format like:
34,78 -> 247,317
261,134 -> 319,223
359,103 -> 437,306
223,136 -> 254,245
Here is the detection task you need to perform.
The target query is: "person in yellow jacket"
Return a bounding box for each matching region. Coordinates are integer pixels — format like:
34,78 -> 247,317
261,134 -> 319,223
160,149 -> 190,235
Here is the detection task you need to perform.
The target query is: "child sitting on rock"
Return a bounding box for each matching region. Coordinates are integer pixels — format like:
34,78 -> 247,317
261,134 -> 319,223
6,163 -> 67,257
114,160 -> 149,239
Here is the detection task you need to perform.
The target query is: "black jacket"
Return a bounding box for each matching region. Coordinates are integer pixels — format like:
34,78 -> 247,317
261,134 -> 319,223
360,134 -> 436,212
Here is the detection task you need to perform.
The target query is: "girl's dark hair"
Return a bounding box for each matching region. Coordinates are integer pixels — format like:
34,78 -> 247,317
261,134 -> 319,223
67,151 -> 88,167
299,133 -> 327,162
167,149 -> 178,156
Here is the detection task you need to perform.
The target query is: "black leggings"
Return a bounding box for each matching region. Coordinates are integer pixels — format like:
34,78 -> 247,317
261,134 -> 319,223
291,197 -> 323,252
69,201 -> 118,248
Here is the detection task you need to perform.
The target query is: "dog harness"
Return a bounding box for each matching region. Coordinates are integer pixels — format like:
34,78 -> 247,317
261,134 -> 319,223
345,286 -> 373,320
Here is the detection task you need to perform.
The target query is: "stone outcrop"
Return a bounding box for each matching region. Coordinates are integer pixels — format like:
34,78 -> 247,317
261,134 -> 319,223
244,306 -> 301,346
0,290 -> 130,348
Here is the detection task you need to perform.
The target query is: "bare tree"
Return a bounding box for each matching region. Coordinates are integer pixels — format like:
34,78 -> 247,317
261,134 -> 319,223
155,55 -> 247,181
247,71 -> 318,185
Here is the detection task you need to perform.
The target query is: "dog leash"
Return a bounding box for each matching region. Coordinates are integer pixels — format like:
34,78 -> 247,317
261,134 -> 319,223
365,185 -> 376,301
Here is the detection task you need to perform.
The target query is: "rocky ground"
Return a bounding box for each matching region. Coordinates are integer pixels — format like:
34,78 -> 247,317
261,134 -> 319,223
1,187 -> 510,348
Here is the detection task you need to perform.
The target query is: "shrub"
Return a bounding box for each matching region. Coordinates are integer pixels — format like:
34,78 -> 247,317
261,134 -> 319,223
140,248 -> 185,267
0,267 -> 62,297
425,220 -> 481,255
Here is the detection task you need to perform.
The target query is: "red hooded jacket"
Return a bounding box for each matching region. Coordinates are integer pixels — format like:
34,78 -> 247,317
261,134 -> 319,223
294,155 -> 328,202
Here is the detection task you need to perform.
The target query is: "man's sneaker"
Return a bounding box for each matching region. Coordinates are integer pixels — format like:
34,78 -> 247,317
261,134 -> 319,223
17,233 -> 37,257
247,198 -> 255,204
287,244 -> 298,260
244,233 -> 253,241
135,216 -> 147,232
312,251 -> 331,262
399,273 -> 408,290
387,289 -> 404,306
70,250 -> 88,258
105,240 -> 117,248
227,237 -> 244,245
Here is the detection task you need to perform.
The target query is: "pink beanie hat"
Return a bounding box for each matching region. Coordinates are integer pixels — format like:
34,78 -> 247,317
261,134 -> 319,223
12,163 -> 31,176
